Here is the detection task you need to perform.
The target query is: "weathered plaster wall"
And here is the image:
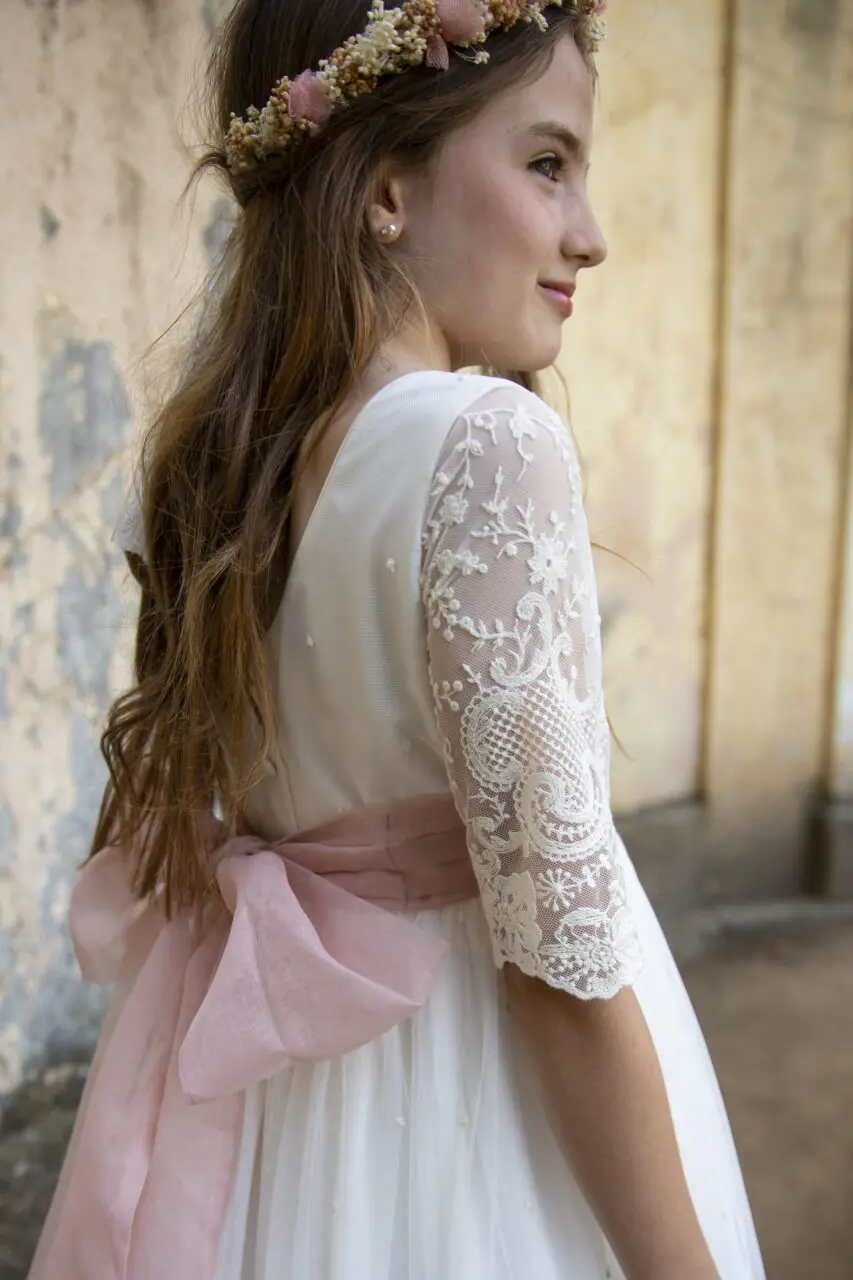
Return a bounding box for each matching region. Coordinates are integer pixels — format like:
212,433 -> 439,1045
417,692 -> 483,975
0,0 -> 231,1096
563,1 -> 725,813
569,0 -> 853,905
704,0 -> 853,896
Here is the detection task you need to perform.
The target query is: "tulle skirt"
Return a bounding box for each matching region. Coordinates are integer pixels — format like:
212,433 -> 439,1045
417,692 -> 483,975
213,843 -> 765,1279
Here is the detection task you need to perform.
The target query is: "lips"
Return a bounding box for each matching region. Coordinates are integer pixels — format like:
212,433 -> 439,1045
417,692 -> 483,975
540,281 -> 576,302
539,281 -> 575,317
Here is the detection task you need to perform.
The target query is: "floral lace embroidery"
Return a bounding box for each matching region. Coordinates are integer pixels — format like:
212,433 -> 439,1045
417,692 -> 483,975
421,387 -> 643,999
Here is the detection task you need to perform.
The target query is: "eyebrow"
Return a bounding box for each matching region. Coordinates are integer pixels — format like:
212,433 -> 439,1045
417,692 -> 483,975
528,122 -> 588,162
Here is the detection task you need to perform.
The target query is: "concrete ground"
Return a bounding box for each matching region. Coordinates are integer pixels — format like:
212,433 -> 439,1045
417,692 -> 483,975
682,919 -> 853,1280
1,921 -> 851,1279
0,1060 -> 86,1280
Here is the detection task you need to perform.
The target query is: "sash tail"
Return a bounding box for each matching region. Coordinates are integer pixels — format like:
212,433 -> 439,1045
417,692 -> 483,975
28,831 -> 451,1280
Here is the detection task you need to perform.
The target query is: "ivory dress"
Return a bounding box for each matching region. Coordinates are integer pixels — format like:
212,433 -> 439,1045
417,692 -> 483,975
129,370 -> 765,1279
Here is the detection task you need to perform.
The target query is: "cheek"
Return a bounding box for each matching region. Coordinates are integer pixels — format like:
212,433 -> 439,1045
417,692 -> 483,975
427,166 -> 552,288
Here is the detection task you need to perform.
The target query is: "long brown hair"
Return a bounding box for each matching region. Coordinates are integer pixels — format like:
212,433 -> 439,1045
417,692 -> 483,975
92,1 -> 597,915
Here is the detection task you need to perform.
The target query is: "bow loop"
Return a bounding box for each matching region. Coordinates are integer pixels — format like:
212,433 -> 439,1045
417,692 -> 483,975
178,849 -> 447,1100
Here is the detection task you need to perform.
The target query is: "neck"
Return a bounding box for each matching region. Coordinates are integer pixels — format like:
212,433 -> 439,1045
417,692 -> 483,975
367,310 -> 456,381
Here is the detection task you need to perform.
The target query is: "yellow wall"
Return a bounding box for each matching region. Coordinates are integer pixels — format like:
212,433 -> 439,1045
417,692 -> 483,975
562,1 -> 726,813
564,1 -> 853,900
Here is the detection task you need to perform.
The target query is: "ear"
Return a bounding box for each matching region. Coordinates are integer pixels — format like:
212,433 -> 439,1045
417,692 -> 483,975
366,170 -> 408,238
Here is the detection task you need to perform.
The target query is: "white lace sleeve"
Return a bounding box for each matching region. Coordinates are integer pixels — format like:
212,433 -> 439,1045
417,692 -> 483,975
421,383 -> 643,999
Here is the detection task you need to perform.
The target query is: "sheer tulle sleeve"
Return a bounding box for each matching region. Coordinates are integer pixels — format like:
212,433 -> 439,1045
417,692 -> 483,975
420,383 -> 643,999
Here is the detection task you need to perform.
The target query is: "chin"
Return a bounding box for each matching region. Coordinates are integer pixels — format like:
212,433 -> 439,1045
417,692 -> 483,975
458,327 -> 561,375
507,339 -> 563,375
508,323 -> 564,373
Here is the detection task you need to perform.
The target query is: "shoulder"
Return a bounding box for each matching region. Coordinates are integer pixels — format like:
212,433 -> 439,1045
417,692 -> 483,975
433,376 -> 580,493
422,378 -> 587,573
375,370 -> 571,465
421,378 -> 594,642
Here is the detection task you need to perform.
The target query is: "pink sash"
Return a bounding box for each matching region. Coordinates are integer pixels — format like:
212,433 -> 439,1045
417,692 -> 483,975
28,793 -> 476,1280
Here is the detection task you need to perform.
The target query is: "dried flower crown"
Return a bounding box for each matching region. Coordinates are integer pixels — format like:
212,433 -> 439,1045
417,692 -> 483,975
224,0 -> 606,175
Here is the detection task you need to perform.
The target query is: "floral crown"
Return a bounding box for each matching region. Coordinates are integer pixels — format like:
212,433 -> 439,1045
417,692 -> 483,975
224,0 -> 606,175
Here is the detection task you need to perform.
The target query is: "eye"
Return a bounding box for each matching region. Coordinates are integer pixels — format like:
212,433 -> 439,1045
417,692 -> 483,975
530,153 -> 565,183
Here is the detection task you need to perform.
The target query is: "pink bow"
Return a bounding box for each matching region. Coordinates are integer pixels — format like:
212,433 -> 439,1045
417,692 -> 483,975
28,825 -> 452,1280
426,0 -> 488,70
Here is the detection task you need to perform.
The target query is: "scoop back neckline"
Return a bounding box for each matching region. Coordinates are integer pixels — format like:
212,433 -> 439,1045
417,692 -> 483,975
279,369 -> 479,612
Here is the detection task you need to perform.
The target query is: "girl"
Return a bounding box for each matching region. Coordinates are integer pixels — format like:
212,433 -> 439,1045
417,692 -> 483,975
30,3 -> 766,1278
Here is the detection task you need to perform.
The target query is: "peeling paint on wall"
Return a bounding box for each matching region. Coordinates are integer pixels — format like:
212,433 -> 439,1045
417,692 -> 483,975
1,450 -> 24,543
40,204 -> 60,242
204,196 -> 236,270
99,469 -> 128,535
38,339 -> 131,508
0,493 -> 22,540
27,714 -> 110,1065
2,0 -> 221,1099
201,0 -> 231,38
57,563 -> 126,704
0,803 -> 15,869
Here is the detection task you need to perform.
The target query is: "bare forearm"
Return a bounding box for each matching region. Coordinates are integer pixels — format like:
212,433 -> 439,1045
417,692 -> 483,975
505,971 -> 719,1280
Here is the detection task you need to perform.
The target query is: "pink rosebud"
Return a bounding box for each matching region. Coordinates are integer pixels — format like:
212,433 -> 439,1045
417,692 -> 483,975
425,32 -> 450,70
288,70 -> 332,126
435,0 -> 487,45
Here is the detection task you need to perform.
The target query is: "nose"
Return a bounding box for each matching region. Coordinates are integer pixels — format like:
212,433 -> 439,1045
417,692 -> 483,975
564,196 -> 607,269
